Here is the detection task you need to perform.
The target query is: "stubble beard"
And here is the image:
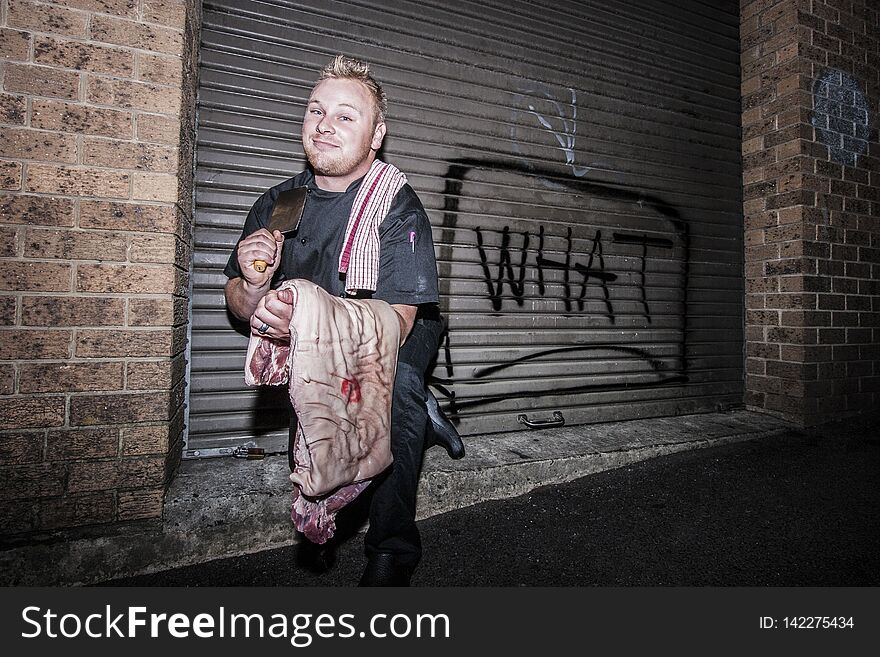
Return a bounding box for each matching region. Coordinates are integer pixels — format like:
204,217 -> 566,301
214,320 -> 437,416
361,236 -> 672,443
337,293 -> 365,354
303,138 -> 373,178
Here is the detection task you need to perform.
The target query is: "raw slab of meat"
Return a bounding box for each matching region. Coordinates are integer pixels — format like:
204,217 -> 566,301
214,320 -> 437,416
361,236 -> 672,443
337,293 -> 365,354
244,279 -> 400,543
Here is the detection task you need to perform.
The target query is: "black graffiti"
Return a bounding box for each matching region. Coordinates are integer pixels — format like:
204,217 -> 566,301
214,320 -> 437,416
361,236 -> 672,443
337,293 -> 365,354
433,158 -> 692,418
475,223 -> 681,323
475,225 -> 530,311
611,232 -> 674,324
537,229 -> 617,316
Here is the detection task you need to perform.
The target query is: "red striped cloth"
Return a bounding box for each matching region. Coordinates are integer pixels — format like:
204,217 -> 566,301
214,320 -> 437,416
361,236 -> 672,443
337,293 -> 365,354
338,160 -> 407,294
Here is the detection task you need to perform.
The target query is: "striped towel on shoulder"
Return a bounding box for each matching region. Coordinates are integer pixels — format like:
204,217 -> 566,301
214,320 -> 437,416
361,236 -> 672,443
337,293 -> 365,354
338,159 -> 407,294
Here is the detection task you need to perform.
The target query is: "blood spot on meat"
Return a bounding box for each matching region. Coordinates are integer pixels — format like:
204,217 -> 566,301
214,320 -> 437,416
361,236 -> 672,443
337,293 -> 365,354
341,377 -> 361,404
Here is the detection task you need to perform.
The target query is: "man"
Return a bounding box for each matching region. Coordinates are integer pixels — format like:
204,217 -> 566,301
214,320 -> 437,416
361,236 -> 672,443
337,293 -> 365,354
224,55 -> 462,586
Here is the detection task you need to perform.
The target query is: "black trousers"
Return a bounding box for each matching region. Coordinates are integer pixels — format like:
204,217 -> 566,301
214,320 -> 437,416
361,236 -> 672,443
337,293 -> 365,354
288,314 -> 444,568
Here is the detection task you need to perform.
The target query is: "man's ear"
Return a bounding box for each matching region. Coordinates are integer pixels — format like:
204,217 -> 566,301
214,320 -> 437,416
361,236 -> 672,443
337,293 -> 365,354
371,121 -> 386,151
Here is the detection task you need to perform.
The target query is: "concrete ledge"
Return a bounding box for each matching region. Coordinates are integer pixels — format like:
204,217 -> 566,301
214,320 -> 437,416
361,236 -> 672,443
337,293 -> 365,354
0,410 -> 795,586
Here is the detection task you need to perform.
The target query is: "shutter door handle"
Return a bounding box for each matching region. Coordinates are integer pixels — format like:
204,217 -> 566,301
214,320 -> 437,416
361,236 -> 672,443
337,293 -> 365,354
517,411 -> 565,429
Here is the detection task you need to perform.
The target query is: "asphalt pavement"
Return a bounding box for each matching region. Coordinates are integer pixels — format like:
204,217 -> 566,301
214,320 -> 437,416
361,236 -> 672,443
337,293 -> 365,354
103,411 -> 879,587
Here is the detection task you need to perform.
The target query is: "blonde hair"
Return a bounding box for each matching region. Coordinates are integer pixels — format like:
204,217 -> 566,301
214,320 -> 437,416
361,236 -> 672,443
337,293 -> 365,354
317,55 -> 388,124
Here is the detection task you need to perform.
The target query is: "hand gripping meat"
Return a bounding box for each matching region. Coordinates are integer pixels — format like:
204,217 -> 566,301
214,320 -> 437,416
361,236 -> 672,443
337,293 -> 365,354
244,280 -> 400,543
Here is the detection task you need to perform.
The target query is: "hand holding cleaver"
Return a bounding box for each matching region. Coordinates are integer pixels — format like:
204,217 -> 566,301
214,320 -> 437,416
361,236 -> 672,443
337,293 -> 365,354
253,186 -> 308,272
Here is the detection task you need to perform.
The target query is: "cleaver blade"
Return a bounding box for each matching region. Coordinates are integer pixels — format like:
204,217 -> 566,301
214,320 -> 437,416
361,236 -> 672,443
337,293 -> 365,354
253,186 -> 308,272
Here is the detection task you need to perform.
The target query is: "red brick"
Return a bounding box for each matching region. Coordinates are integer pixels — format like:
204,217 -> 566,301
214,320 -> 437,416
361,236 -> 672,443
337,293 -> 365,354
0,362 -> 13,393
132,172 -> 178,202
765,257 -> 814,276
742,22 -> 775,52
83,137 -> 177,173
0,195 -> 75,227
0,127 -> 77,163
765,156 -> 813,178
0,462 -> 65,499
747,374 -> 785,395
47,428 -> 118,460
743,52 -> 777,79
744,179 -> 777,200
781,310 -> 832,327
0,396 -> 66,430
780,240 -> 829,258
742,86 -> 777,111
744,210 -> 778,231
87,77 -> 181,115
37,492 -> 116,530
62,0 -> 138,18
121,424 -> 168,455
138,53 -> 183,86
33,35 -> 134,77
128,233 -> 179,263
818,294 -> 846,311
818,328 -> 847,344
69,390 -> 172,425
766,292 -> 817,309
3,64 -> 80,101
0,93 -> 27,126
25,164 -> 130,198
0,226 -> 17,257
766,189 -> 816,209
845,292 -> 871,310
127,355 -> 184,390
831,311 -> 860,327
79,200 -> 176,232
0,329 -> 71,359
21,295 -> 124,327
746,357 -> 765,375
136,114 -> 180,144
747,309 -> 780,326
68,458 -> 165,493
765,222 -> 807,243
743,147 -> 778,171
143,0 -> 187,28
7,1 -> 90,38
830,278 -> 858,297
0,261 -> 71,292
130,296 -> 187,326
747,242 -> 780,262
767,326 -> 817,344
812,30 -> 841,53
32,99 -> 134,139
75,328 -> 175,357
776,72 -> 810,96
23,228 -> 128,261
746,341 -> 780,359
91,15 -> 183,55
19,361 -> 124,393
0,431 -> 44,464
0,295 -> 15,325
0,161 -> 23,190
66,459 -> 117,492
0,28 -> 30,61
118,487 -> 164,520
76,264 -> 176,294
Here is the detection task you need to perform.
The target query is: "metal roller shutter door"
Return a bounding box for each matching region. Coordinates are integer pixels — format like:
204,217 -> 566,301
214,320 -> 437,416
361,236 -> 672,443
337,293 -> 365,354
186,0 -> 743,454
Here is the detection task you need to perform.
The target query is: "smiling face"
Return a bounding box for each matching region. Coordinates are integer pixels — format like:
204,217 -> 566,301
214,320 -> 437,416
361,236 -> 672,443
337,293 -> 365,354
301,78 -> 387,191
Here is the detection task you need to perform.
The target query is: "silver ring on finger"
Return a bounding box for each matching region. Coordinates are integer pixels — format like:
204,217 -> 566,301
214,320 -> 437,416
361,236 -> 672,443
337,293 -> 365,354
257,322 -> 270,334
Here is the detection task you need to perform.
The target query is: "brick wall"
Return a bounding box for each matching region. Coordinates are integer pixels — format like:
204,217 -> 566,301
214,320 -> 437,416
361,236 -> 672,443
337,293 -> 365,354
741,0 -> 879,426
0,0 -> 198,534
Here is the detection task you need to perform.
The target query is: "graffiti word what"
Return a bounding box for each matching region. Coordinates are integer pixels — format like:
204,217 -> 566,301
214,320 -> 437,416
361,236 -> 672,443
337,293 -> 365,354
474,226 -> 673,321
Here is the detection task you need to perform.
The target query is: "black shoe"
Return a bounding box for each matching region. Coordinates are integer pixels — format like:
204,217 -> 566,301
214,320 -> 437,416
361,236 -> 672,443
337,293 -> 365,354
295,539 -> 336,574
425,389 -> 465,460
358,553 -> 414,587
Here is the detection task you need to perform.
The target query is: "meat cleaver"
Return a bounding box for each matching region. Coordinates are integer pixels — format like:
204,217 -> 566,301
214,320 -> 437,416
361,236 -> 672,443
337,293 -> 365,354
253,186 -> 308,272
